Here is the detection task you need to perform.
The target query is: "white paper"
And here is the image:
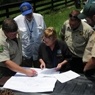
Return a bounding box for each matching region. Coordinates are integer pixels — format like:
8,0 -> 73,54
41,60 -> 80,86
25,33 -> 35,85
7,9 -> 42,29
4,76 -> 56,92
38,68 -> 60,77
54,70 -> 80,83
16,68 -> 60,77
3,69 -> 80,92
3,68 -> 58,92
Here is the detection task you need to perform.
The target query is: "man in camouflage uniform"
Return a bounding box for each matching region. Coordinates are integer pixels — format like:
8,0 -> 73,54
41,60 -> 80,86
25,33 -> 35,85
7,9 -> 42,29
60,10 -> 94,73
78,3 -> 95,75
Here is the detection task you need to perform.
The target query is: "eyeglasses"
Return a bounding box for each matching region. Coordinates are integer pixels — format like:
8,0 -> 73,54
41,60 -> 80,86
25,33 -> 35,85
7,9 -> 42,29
69,14 -> 78,19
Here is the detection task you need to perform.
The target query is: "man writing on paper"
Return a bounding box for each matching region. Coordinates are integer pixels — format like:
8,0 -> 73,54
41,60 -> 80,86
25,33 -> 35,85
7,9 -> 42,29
0,18 -> 37,77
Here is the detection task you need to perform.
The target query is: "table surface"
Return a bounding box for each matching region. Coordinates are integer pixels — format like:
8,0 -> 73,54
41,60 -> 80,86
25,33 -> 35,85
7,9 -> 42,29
0,74 -> 95,95
52,74 -> 95,95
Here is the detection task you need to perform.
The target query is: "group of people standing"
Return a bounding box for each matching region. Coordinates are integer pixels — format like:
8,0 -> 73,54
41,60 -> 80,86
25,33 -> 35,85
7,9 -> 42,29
0,1 -> 95,77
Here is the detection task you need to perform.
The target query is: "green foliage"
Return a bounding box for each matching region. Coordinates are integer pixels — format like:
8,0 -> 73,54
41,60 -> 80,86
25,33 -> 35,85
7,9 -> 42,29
43,6 -> 77,37
0,6 -> 81,32
0,0 -> 22,5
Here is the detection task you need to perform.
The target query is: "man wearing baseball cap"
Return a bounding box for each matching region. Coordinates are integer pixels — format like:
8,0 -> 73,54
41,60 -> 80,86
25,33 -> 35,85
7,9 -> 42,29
14,2 -> 46,68
78,3 -> 95,75
20,2 -> 33,15
78,3 -> 95,18
78,3 -> 95,27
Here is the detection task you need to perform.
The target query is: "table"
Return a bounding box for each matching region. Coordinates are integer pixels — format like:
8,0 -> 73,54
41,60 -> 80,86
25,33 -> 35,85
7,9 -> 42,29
0,74 -> 95,95
52,74 -> 95,95
0,76 -> 10,87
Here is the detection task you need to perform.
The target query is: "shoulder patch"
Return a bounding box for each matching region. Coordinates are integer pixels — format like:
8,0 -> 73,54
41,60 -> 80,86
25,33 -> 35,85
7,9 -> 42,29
0,45 -> 4,53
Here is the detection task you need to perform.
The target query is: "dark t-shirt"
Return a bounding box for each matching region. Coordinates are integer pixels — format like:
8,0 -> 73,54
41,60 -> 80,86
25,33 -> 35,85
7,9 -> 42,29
38,40 -> 72,68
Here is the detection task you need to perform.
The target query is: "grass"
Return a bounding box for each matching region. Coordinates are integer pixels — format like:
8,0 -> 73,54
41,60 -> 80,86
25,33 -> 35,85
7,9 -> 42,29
43,6 -> 81,37
0,5 -> 82,34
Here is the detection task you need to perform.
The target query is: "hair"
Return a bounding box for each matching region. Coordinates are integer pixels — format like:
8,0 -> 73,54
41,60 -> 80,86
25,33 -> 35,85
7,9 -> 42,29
70,10 -> 81,21
2,18 -> 18,32
44,27 -> 57,39
70,10 -> 80,16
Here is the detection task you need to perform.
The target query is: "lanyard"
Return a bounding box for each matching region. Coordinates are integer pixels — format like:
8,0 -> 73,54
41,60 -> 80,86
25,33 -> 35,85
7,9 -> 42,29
26,19 -> 34,33
25,19 -> 34,39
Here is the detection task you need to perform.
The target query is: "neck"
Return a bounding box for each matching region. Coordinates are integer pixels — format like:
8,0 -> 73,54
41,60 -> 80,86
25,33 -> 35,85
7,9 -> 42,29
50,42 -> 55,51
26,16 -> 33,22
28,20 -> 32,22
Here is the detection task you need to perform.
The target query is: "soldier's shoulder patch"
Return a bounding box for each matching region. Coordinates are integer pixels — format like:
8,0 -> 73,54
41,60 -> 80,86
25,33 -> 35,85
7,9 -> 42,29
0,45 -> 4,53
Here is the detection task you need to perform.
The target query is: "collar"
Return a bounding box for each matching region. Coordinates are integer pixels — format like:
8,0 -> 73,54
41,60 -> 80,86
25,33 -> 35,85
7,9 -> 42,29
1,28 -> 7,40
67,21 -> 83,32
1,28 -> 19,40
25,15 -> 34,23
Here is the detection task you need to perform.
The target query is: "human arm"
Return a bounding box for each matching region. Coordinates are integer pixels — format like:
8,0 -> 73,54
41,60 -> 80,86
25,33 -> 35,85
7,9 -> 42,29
59,25 -> 65,40
4,60 -> 37,77
84,57 -> 95,72
39,59 -> 46,69
59,21 -> 67,41
0,41 -> 37,76
56,60 -> 68,70
38,14 -> 46,30
55,40 -> 72,71
38,43 -> 46,69
83,33 -> 95,72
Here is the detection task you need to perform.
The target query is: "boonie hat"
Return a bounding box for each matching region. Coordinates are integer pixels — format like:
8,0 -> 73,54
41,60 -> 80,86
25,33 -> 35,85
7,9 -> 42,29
78,3 -> 95,19
20,2 -> 33,15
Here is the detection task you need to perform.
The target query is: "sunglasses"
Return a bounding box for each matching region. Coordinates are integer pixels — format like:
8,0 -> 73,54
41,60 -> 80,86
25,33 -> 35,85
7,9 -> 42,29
69,14 -> 78,19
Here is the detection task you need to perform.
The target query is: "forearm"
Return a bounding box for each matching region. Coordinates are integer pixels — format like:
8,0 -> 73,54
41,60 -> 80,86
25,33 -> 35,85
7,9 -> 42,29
39,58 -> 46,69
60,60 -> 68,65
56,60 -> 68,70
84,58 -> 95,71
4,60 -> 27,74
39,59 -> 45,65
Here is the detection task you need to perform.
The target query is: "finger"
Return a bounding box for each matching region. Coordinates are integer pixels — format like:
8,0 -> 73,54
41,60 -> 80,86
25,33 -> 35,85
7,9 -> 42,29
31,69 -> 37,75
41,65 -> 45,69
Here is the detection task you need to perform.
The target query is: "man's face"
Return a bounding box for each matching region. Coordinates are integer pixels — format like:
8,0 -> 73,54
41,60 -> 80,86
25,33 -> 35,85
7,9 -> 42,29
25,13 -> 33,21
4,31 -> 17,39
86,15 -> 95,27
69,14 -> 80,30
86,17 -> 94,27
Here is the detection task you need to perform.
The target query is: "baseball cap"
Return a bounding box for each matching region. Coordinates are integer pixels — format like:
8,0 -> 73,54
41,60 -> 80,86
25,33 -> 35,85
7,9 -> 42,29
78,3 -> 95,19
20,2 -> 33,15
